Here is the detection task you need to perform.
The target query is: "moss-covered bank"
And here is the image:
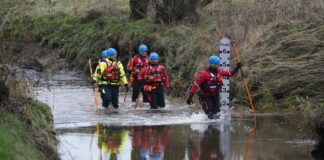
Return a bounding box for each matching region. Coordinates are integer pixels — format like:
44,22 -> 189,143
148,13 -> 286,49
0,99 -> 59,160
0,64 -> 59,159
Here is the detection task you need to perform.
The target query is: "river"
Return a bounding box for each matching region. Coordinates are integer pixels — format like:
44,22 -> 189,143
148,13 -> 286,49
31,72 -> 316,160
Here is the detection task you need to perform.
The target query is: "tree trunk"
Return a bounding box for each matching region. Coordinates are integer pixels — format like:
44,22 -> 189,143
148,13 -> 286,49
129,0 -> 150,20
154,0 -> 199,24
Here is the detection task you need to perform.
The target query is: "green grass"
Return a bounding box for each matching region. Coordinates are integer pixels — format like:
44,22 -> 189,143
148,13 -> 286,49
1,1 -> 323,112
1,12 -> 207,90
0,100 -> 57,160
4,14 -> 161,66
0,110 -> 45,160
25,100 -> 55,135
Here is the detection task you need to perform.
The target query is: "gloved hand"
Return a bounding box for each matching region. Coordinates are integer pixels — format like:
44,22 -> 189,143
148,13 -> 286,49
186,93 -> 194,105
165,88 -> 171,95
127,69 -> 132,75
93,83 -> 99,89
91,79 -> 97,84
236,62 -> 242,69
91,80 -> 99,89
124,84 -> 129,92
232,62 -> 242,75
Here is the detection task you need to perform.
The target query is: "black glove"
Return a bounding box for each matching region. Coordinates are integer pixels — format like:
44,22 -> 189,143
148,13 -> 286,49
126,70 -> 131,78
236,62 -> 242,69
165,88 -> 171,95
124,84 -> 129,92
232,62 -> 242,74
186,93 -> 194,105
91,79 -> 97,84
127,69 -> 132,75
93,83 -> 99,89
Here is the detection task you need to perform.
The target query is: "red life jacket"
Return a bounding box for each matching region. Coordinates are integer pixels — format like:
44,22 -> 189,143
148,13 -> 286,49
144,65 -> 165,84
200,70 -> 222,94
101,62 -> 120,81
133,55 -> 148,73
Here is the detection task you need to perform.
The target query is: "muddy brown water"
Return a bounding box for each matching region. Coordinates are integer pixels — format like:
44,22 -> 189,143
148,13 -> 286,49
31,72 -> 316,160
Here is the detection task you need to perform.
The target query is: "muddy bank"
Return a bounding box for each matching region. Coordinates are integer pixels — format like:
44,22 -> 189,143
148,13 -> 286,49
0,66 -> 59,160
0,39 -> 69,72
0,99 -> 59,160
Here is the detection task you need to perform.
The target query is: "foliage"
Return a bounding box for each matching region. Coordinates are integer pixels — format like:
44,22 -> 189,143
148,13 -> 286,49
0,62 -> 58,159
0,110 -> 44,160
1,0 -> 323,112
0,99 -> 58,160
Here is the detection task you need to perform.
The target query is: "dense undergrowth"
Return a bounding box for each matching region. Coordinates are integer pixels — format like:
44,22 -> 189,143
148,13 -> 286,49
1,11 -> 212,98
239,22 -> 324,111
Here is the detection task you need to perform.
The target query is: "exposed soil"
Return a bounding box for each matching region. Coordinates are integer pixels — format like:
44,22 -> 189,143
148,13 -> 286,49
0,40 -> 60,160
1,39 -> 67,72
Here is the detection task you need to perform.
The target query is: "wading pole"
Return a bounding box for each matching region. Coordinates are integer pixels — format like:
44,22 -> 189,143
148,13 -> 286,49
232,42 -> 256,118
244,122 -> 256,160
89,59 -> 99,112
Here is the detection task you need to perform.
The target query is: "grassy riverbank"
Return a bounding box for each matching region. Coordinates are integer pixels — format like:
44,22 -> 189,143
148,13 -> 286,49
0,100 -> 58,160
1,0 -> 323,112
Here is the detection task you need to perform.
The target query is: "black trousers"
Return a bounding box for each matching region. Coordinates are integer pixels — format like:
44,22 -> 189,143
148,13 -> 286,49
131,78 -> 148,102
100,85 -> 119,108
147,86 -> 165,109
199,94 -> 220,115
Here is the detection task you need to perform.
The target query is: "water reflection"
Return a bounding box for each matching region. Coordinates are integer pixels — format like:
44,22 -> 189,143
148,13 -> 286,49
59,123 -> 255,160
185,122 -> 256,160
187,125 -> 226,160
130,126 -> 171,160
59,115 -> 315,160
96,124 -> 131,160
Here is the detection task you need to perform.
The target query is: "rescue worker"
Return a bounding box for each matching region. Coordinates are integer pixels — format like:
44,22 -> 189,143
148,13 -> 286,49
93,48 -> 128,109
186,55 -> 241,119
92,49 -> 109,106
138,52 -> 170,109
127,44 -> 149,103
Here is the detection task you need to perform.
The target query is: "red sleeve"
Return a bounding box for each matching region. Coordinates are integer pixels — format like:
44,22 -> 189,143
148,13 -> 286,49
189,70 -> 208,94
161,66 -> 170,88
217,75 -> 223,90
127,57 -> 134,71
137,66 -> 147,80
218,68 -> 235,76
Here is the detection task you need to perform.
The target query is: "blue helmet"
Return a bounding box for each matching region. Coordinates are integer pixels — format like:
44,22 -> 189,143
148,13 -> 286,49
139,44 -> 148,52
140,149 -> 149,158
150,155 -> 161,160
106,48 -> 117,56
101,50 -> 108,57
149,52 -> 159,60
208,55 -> 221,64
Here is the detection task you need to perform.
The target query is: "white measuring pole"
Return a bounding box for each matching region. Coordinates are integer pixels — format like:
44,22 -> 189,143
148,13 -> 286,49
219,37 -> 231,111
